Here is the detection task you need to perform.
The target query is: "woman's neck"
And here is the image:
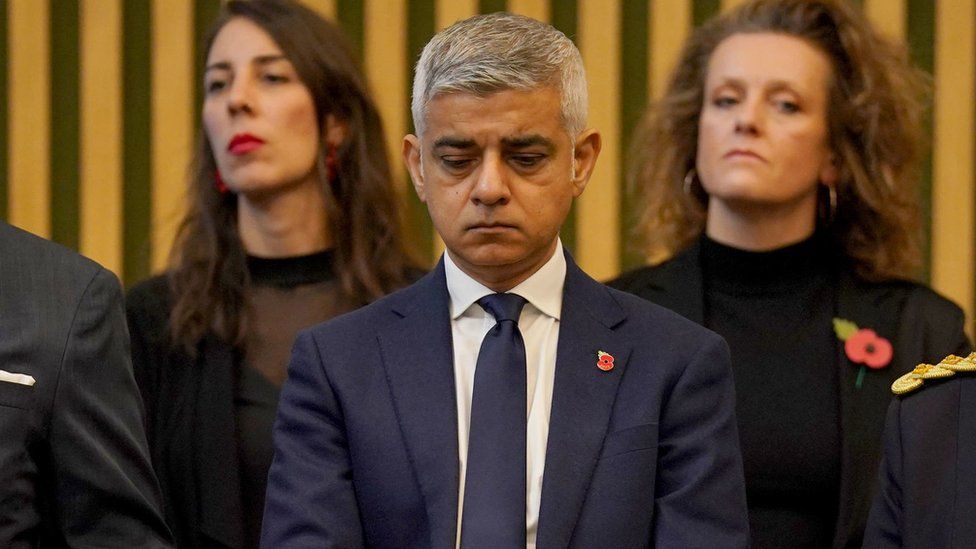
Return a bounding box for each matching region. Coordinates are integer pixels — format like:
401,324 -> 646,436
705,197 -> 817,251
237,182 -> 332,257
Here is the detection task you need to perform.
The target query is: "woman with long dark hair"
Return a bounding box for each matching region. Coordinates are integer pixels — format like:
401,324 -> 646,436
610,1 -> 970,546
126,1 -> 418,546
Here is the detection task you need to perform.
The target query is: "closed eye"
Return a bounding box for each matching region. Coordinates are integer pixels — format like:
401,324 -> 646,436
509,154 -> 545,169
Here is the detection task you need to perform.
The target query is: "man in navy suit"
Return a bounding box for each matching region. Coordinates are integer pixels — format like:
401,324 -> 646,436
261,12 -> 748,548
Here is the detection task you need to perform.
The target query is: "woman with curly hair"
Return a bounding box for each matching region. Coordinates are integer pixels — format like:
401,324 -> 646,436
609,0 -> 970,546
125,1 -> 419,546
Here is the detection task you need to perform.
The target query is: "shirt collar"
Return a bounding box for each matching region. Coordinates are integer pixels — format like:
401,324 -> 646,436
444,239 -> 566,321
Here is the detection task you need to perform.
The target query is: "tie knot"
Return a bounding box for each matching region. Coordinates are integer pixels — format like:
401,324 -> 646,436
478,293 -> 527,324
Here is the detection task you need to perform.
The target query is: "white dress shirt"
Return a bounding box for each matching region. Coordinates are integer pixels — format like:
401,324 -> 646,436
445,240 -> 566,549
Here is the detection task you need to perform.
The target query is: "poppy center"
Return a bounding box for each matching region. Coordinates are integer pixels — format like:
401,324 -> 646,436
866,343 -> 876,353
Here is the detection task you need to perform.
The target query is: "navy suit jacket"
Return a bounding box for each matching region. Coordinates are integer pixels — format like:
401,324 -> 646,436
863,373 -> 976,548
262,252 -> 748,548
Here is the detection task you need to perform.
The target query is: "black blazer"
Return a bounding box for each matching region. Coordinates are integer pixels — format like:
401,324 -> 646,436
609,240 -> 971,549
0,221 -> 172,547
127,275 -> 249,548
864,371 -> 976,548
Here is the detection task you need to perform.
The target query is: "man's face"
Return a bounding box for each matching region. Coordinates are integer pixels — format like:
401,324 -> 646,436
404,87 -> 600,291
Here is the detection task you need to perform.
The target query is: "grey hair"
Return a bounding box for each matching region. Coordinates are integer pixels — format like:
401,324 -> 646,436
411,12 -> 587,137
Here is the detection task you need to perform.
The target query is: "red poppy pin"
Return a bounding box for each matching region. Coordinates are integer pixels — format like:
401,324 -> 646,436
596,350 -> 614,372
833,318 -> 893,388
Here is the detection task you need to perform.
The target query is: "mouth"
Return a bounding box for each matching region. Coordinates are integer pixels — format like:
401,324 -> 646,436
467,222 -> 518,233
227,133 -> 265,155
723,149 -> 766,162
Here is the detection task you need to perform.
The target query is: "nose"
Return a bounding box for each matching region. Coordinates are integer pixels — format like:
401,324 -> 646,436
226,77 -> 255,116
734,97 -> 762,136
471,153 -> 511,206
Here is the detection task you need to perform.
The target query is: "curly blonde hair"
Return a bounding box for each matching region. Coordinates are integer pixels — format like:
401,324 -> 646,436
630,0 -> 928,280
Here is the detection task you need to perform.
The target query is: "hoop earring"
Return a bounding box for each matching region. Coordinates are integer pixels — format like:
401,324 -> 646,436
325,143 -> 340,184
683,169 -> 697,195
819,184 -> 837,225
827,185 -> 837,221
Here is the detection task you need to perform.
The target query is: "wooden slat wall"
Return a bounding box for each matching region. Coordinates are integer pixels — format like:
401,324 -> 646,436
1,0 -> 974,335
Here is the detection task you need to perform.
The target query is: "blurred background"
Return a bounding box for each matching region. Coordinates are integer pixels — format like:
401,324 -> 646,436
1,0 -> 974,330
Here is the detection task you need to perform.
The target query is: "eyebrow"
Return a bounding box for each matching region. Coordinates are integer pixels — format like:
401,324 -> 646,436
432,137 -> 476,149
431,134 -> 555,151
204,54 -> 289,73
501,134 -> 554,152
713,76 -> 802,94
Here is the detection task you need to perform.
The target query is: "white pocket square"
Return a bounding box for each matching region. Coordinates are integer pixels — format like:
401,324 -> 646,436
0,369 -> 35,387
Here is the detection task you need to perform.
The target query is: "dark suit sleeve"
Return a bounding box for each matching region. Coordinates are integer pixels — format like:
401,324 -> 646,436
653,335 -> 749,548
863,399 -> 904,548
47,267 -> 173,547
261,330 -> 366,548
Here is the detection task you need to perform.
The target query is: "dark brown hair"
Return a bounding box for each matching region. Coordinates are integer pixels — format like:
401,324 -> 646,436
630,0 -> 928,279
168,0 -> 417,352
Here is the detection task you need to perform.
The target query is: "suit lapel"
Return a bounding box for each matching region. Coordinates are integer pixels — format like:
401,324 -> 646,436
377,261 -> 460,549
536,254 -> 631,548
195,336 -> 245,548
833,272 -> 911,548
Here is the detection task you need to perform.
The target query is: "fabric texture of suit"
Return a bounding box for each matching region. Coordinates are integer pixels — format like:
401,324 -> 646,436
608,239 -> 971,548
863,373 -> 976,548
0,221 -> 172,547
262,251 -> 749,548
126,274 -> 250,549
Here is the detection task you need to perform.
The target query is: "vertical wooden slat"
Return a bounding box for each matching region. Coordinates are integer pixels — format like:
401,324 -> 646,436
0,0 -> 7,218
931,0 -> 976,334
577,0 -> 621,279
123,0 -> 153,284
479,0 -> 506,13
509,0 -> 549,21
619,0 -> 649,271
864,0 -> 906,40
365,0 -> 407,201
8,0 -> 50,236
49,0 -> 80,249
151,0 -> 194,272
80,0 -> 123,273
436,0 -> 477,31
650,0 -> 691,99
405,0 -> 436,264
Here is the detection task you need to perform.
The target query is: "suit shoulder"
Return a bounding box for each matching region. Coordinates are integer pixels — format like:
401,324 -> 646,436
300,278 -> 417,342
1,222 -> 104,280
605,284 -> 723,346
892,352 -> 976,397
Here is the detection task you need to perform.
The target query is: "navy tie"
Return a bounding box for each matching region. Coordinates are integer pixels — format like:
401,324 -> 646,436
460,293 -> 528,548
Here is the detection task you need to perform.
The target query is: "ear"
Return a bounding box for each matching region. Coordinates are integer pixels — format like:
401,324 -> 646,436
820,151 -> 839,189
571,129 -> 602,197
324,114 -> 348,147
403,134 -> 426,202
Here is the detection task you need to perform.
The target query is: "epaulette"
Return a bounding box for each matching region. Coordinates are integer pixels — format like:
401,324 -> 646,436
892,353 -> 976,395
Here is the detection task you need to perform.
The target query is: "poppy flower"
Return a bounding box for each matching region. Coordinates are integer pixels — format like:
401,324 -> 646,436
844,328 -> 893,369
597,351 -> 614,371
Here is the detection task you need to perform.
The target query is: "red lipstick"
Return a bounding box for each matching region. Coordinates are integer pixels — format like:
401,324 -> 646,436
228,133 -> 265,155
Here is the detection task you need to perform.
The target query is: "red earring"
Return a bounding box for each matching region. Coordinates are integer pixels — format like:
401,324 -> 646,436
214,169 -> 229,194
324,144 -> 339,184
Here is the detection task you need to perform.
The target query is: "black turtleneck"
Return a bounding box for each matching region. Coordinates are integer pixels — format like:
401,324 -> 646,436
237,249 -> 343,549
701,234 -> 840,549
